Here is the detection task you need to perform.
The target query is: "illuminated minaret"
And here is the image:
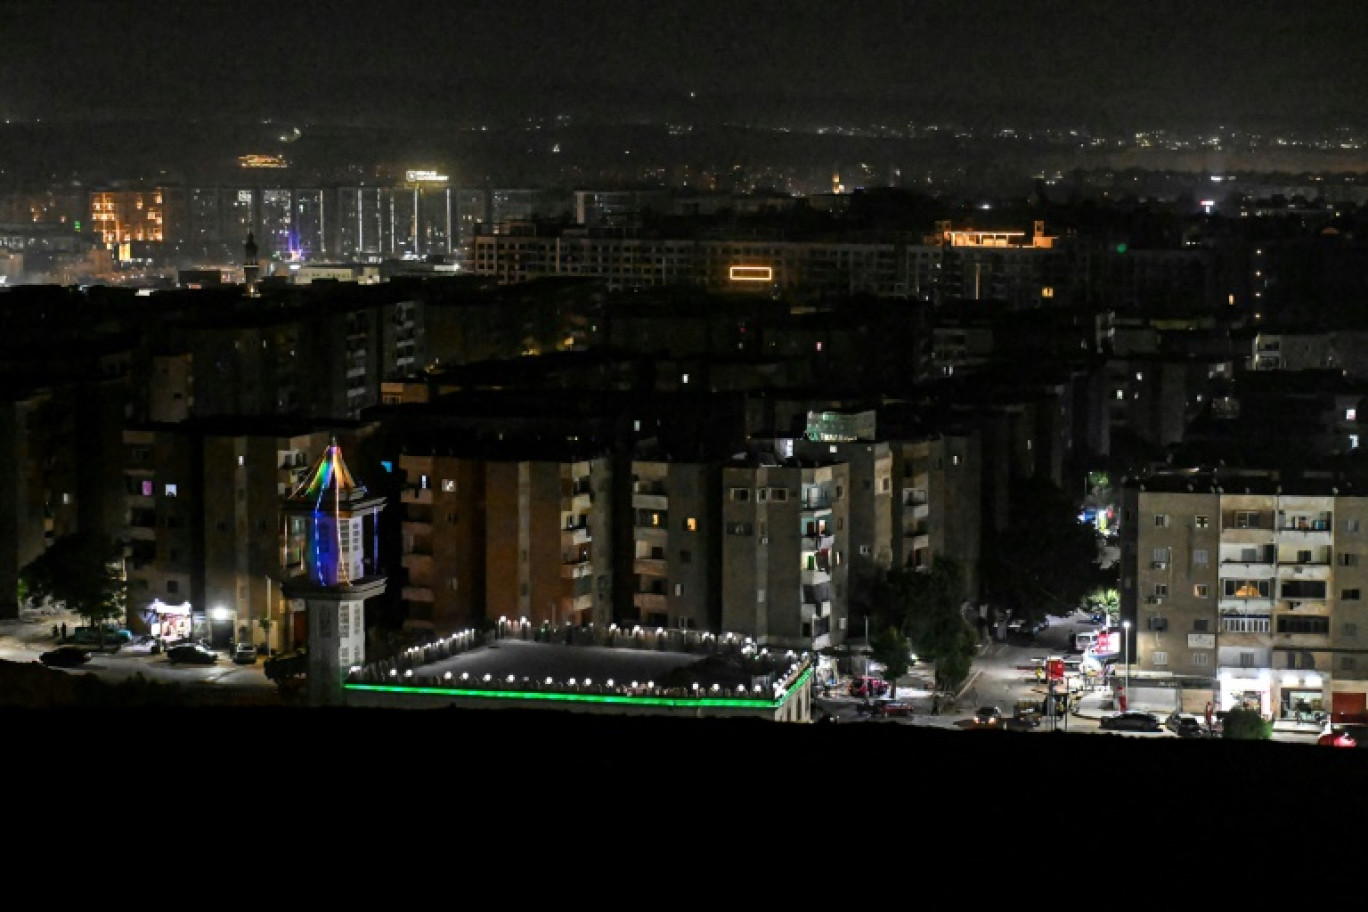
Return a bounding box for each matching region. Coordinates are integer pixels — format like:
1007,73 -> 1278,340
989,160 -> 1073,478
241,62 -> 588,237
279,438 -> 387,707
243,231 -> 260,297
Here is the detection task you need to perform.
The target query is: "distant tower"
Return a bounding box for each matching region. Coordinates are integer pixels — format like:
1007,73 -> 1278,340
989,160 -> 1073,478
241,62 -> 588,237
243,231 -> 260,297
279,438 -> 387,707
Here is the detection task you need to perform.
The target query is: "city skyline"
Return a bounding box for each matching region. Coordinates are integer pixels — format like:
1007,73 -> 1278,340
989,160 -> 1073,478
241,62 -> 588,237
5,1 -> 1368,132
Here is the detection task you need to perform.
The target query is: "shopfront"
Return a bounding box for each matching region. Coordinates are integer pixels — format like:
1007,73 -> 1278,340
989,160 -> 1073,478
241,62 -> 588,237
1277,672 -> 1325,720
142,598 -> 193,643
1218,668 -> 1271,718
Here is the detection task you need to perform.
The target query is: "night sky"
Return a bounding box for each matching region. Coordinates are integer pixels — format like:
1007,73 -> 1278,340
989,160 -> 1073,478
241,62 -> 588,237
5,0 -> 1367,130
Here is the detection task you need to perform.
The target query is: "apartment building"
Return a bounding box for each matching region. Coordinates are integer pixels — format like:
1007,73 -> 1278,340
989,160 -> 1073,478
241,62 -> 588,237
122,419 -> 342,653
145,285 -> 425,421
484,456 -> 614,630
467,220 -> 1072,301
888,430 -> 983,599
1122,469 -> 1368,723
396,451 -> 487,637
89,185 -> 168,262
628,459 -> 720,631
720,455 -> 850,651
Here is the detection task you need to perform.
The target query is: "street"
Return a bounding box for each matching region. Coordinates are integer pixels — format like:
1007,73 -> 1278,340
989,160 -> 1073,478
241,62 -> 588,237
817,608 -> 1323,745
0,605 -> 278,701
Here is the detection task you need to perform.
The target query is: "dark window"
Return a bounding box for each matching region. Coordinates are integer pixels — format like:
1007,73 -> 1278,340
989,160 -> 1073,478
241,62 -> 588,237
1276,616 -> 1330,635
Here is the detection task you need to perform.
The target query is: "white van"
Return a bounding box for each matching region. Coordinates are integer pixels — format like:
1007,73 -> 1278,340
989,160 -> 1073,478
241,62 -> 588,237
1074,629 -> 1099,652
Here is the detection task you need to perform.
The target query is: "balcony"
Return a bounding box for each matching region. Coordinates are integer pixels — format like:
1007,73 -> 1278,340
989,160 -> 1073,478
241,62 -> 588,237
632,492 -> 668,511
1220,614 -> 1271,635
1276,563 -> 1329,582
564,491 -> 593,512
561,527 -> 592,546
1272,629 -> 1331,649
402,553 -> 433,575
633,557 -> 666,577
902,489 -> 928,508
400,585 -> 434,603
1218,560 -> 1275,578
1219,597 -> 1273,613
561,561 -> 593,580
633,592 -> 667,613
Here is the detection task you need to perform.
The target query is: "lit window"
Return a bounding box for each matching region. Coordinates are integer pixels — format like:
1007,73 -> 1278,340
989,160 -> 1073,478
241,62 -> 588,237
1347,408 -> 1358,421
165,484 -> 177,497
442,479 -> 456,493
685,517 -> 698,531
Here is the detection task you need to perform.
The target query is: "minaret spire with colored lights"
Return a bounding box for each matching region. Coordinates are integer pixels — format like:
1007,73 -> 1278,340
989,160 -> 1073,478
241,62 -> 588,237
279,436 -> 388,706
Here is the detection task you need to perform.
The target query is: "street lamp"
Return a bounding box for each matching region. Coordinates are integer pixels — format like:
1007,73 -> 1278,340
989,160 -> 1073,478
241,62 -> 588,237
862,614 -> 870,676
1122,619 -> 1132,710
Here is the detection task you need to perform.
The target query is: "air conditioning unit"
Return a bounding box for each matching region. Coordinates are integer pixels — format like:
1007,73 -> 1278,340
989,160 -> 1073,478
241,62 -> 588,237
1152,561 -> 1168,570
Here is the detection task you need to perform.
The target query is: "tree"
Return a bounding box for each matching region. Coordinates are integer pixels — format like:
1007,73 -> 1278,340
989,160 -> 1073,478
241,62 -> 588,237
982,476 -> 1109,624
1221,707 -> 1272,740
868,626 -> 913,697
1085,587 -> 1120,625
887,558 -> 978,693
20,532 -> 127,645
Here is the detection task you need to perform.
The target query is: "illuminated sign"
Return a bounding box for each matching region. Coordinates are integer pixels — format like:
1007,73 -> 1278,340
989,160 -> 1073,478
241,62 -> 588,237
238,154 -> 288,169
729,265 -> 772,283
405,170 -> 449,182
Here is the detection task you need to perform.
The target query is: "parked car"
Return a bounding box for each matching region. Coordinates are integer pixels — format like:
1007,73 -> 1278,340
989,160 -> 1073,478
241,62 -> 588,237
1165,712 -> 1208,738
1318,723 -> 1368,748
971,705 -> 1004,728
1100,710 -> 1162,732
868,698 -> 914,718
166,642 -> 218,665
39,645 -> 92,668
71,625 -> 132,646
232,642 -> 258,665
1317,729 -> 1357,748
848,675 -> 889,698
1006,617 -> 1046,639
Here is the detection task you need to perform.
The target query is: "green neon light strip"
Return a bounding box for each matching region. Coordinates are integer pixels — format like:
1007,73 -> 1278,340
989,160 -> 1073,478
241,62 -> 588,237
347,666 -> 815,710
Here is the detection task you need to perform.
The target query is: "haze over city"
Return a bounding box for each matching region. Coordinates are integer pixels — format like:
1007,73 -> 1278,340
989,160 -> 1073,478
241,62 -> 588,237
6,0 -> 1367,132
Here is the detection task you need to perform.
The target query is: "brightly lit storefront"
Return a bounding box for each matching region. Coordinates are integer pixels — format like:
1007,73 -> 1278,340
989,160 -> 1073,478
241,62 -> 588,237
1276,671 -> 1325,720
1218,667 -> 1271,717
142,598 -> 193,642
